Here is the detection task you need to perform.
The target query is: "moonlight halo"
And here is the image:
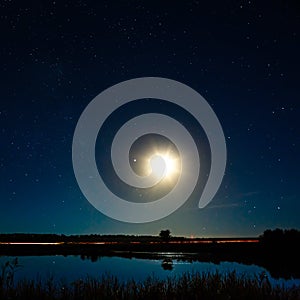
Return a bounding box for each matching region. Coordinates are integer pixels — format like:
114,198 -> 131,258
148,152 -> 180,181
72,77 -> 226,223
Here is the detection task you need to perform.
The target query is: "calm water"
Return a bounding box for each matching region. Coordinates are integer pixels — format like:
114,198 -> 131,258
1,255 -> 299,288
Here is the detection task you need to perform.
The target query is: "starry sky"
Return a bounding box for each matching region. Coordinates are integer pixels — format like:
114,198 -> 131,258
0,1 -> 299,237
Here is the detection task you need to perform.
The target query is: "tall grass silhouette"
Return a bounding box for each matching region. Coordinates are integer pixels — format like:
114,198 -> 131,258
1,259 -> 300,300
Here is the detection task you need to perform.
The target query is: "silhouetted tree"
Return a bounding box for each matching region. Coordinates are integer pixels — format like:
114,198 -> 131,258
159,229 -> 171,242
260,228 -> 300,246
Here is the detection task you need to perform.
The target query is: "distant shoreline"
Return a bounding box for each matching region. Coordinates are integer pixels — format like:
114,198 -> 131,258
0,236 -> 295,280
1,229 -> 300,280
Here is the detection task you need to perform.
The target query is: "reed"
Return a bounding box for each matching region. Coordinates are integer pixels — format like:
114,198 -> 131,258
1,259 -> 299,299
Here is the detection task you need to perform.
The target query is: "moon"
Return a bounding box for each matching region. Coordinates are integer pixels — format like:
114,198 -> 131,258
149,152 -> 180,180
149,155 -> 166,178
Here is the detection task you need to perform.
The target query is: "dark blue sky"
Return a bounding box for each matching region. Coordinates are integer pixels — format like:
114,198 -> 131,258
0,1 -> 299,237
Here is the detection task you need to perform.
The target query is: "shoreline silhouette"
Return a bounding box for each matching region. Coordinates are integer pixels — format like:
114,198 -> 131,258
1,228 -> 300,279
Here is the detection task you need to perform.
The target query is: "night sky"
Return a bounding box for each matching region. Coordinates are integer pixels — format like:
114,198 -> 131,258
1,1 -> 299,237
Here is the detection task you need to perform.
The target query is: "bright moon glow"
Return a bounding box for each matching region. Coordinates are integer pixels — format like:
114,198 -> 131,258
150,155 -> 166,177
149,152 -> 179,180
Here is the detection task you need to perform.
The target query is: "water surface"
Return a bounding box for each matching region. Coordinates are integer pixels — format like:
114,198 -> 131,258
1,255 -> 299,288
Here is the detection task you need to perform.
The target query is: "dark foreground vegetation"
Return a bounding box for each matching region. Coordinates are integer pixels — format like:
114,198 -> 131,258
0,259 -> 299,300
